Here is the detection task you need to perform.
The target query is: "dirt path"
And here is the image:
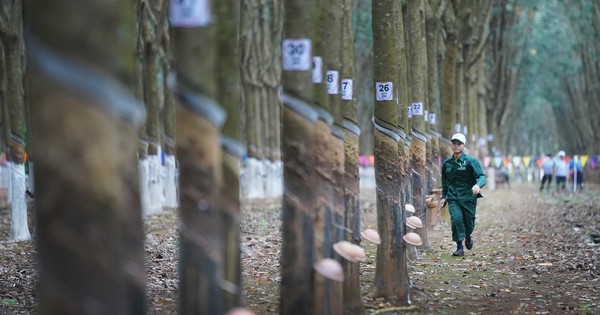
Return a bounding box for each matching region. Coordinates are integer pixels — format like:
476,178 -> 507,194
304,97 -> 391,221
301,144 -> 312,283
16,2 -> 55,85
1,182 -> 598,314
242,183 -> 600,314
406,183 -> 600,314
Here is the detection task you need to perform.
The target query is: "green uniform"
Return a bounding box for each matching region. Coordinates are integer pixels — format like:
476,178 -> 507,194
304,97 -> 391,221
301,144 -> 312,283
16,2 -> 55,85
442,153 -> 486,242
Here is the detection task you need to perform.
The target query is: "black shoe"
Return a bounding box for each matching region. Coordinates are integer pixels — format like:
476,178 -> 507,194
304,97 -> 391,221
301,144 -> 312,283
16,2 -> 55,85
452,249 -> 464,256
466,237 -> 473,250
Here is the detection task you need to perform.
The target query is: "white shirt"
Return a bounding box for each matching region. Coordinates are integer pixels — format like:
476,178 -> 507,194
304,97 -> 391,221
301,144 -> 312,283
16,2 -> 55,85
541,158 -> 555,175
555,158 -> 568,177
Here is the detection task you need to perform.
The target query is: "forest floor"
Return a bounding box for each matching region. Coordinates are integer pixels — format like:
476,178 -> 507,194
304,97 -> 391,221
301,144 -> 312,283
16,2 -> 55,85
1,179 -> 599,314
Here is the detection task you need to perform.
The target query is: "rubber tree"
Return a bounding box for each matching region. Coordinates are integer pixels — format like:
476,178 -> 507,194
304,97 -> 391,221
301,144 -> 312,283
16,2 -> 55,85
0,0 -> 30,241
353,0 -> 375,155
462,0 -> 492,158
0,40 -> 7,153
280,0 -> 318,313
310,0 -> 332,312
239,0 -> 283,200
486,1 -> 528,154
137,0 -> 167,216
26,0 -> 147,313
407,0 -> 430,249
310,0 -> 344,313
370,0 -> 410,305
425,0 -> 443,188
161,3 -> 178,209
216,0 -> 245,310
395,1 -> 412,209
440,2 -> 458,158
170,0 -> 227,313
340,0 -> 364,313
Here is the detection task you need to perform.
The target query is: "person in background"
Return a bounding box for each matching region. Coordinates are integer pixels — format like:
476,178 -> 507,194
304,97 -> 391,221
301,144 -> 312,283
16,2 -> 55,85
440,133 -> 487,257
555,151 -> 568,192
568,156 -> 584,191
540,154 -> 555,191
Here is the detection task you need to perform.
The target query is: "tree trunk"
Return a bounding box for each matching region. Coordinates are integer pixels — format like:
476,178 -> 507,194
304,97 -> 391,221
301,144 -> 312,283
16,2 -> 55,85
370,0 -> 410,305
311,0 -> 345,313
138,0 -> 166,216
171,1 -> 226,313
216,0 -> 243,310
440,2 -> 458,159
239,0 -> 283,199
425,0 -> 442,190
0,0 -> 30,241
27,0 -> 146,313
280,0 -> 317,313
162,15 -> 178,209
407,0 -> 430,249
340,0 -> 364,313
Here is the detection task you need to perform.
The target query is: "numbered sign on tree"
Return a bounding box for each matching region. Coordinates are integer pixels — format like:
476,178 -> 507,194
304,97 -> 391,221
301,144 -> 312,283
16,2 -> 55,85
411,102 -> 423,116
283,39 -> 312,71
170,0 -> 211,27
327,70 -> 339,94
341,79 -> 353,100
375,82 -> 393,101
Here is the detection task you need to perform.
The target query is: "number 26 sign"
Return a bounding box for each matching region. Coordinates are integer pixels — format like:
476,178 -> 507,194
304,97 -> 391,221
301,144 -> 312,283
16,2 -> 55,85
375,82 -> 393,101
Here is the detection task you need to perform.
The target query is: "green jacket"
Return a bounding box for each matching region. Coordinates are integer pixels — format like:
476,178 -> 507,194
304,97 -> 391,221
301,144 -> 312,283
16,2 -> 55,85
442,153 -> 486,204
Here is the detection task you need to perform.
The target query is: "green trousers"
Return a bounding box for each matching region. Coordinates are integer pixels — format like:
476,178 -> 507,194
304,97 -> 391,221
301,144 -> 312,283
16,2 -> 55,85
448,201 -> 476,242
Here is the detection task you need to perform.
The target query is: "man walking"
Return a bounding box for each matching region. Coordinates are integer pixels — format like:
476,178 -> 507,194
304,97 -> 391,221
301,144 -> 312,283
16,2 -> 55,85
540,154 -> 555,191
440,133 -> 487,257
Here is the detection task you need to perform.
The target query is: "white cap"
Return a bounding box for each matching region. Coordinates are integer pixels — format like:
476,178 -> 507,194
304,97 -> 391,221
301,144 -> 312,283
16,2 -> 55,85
558,150 -> 566,157
451,133 -> 466,144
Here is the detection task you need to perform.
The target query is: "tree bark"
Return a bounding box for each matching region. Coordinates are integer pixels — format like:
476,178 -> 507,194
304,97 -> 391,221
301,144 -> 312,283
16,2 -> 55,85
27,0 -> 146,313
171,1 -> 226,313
216,0 -> 244,310
240,0 -> 282,160
0,0 -> 30,241
340,0 -> 365,313
280,0 -> 317,313
440,2 -> 458,159
407,0 -> 430,249
370,0 -> 410,305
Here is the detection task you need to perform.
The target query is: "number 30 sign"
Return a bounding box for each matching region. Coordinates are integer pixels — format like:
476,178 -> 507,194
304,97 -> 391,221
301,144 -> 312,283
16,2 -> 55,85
282,39 -> 312,71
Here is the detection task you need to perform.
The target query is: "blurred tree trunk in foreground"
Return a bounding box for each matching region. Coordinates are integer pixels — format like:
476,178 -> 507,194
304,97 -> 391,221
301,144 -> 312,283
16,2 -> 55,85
171,0 -> 227,313
280,0 -> 318,313
27,0 -> 146,313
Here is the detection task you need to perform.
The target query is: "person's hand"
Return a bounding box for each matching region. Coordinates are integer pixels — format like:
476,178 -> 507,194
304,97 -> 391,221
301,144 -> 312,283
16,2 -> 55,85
472,184 -> 481,195
439,199 -> 446,208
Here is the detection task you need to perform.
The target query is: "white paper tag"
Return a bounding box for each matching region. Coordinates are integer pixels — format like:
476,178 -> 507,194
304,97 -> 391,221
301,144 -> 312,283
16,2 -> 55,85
312,56 -> 323,83
429,113 -> 436,124
341,79 -> 353,100
375,82 -> 393,101
282,39 -> 312,71
326,70 -> 339,94
463,125 -> 468,135
455,123 -> 461,133
411,102 -> 424,116
424,110 -> 429,122
408,105 -> 412,118
170,0 -> 211,27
